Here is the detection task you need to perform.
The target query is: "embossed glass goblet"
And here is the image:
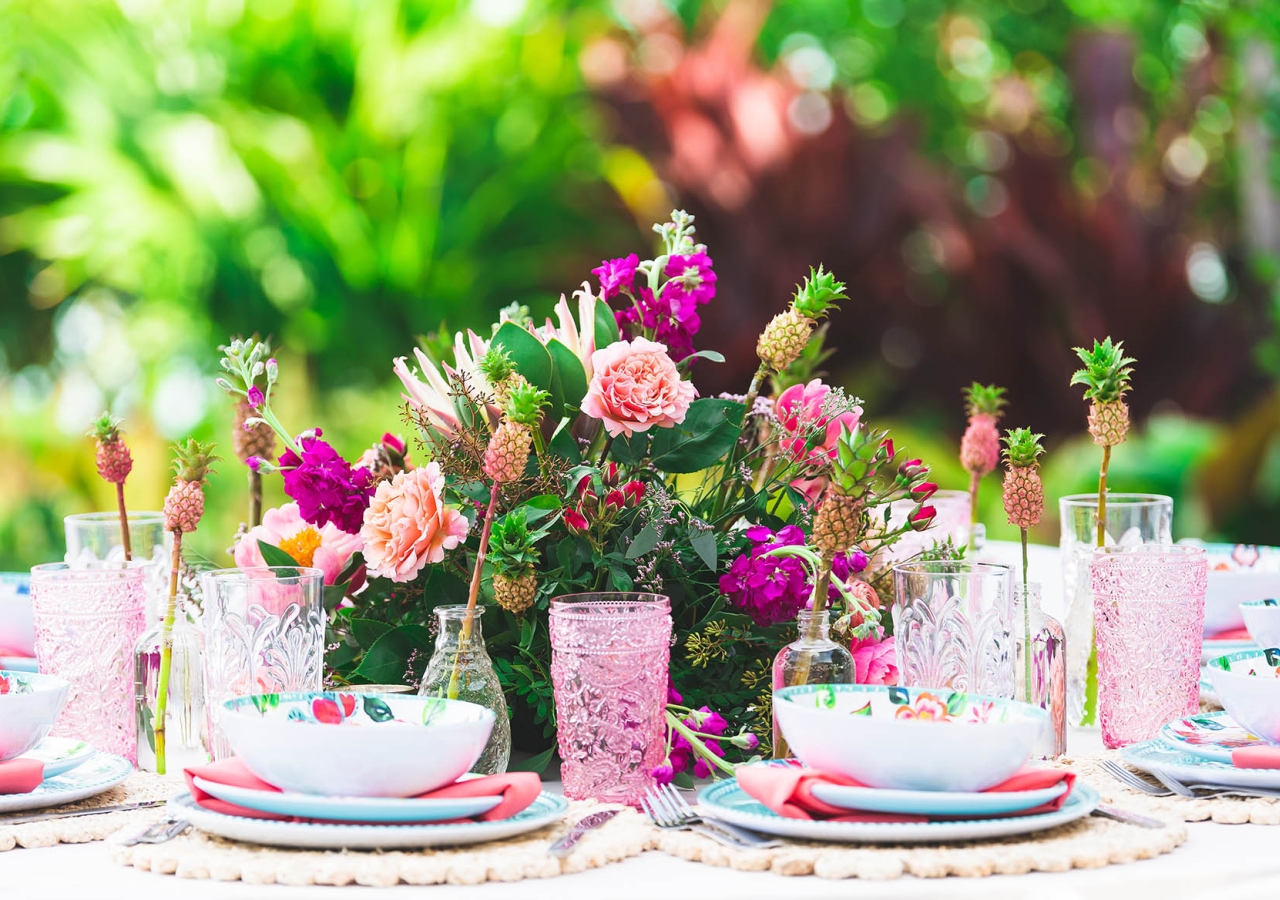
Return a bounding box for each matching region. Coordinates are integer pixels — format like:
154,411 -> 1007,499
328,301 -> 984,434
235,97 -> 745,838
1091,545 -> 1206,748
549,592 -> 671,806
201,567 -> 324,759
891,561 -> 1015,698
65,512 -> 171,627
29,561 -> 148,761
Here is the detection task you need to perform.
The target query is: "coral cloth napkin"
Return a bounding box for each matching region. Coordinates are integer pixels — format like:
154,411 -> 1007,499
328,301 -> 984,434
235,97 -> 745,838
0,758 -> 47,795
1232,745 -> 1280,769
184,758 -> 541,823
1208,627 -> 1251,642
735,765 -> 1075,823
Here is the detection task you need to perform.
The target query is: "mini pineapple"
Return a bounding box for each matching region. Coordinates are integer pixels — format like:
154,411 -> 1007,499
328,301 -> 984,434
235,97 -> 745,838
959,383 -> 1007,476
88,413 -> 133,484
478,346 -> 526,409
1001,429 -> 1046,530
1070,337 -> 1136,447
163,439 -> 220,533
482,383 -> 549,484
811,423 -> 891,555
488,509 -> 549,615
757,266 -> 847,372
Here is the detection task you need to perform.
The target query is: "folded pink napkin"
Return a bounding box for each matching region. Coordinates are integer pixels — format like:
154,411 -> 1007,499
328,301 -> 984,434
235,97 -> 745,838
184,758 -> 541,823
1209,627 -> 1251,642
736,764 -> 1075,823
0,758 -> 47,795
1232,745 -> 1280,769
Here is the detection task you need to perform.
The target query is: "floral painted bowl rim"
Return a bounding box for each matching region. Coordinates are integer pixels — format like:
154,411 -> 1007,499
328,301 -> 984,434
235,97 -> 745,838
221,691 -> 496,727
1206,648 -> 1280,673
1240,599 -> 1280,608
773,683 -> 1049,726
0,669 -> 70,695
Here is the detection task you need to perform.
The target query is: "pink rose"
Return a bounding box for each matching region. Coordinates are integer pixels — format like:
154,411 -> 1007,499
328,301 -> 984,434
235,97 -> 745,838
581,337 -> 697,438
851,633 -> 898,686
360,463 -> 469,583
233,502 -> 363,586
775,379 -> 862,463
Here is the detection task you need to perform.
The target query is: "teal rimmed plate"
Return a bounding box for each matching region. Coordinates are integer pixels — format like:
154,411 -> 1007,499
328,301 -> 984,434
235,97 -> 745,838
0,753 -> 131,814
1121,739 -> 1280,789
192,776 -> 502,823
1159,711 -> 1267,764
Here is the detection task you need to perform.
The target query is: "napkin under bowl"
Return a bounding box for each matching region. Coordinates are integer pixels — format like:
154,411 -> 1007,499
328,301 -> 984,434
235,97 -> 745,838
0,670 -> 69,761
773,684 -> 1047,793
220,691 -> 494,797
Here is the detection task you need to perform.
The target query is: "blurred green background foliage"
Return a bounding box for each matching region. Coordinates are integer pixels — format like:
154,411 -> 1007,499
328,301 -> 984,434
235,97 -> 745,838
3,0 -> 1280,567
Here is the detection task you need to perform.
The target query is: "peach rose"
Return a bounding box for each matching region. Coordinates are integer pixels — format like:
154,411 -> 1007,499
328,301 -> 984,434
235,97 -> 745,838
360,463 -> 469,583
581,337 -> 697,438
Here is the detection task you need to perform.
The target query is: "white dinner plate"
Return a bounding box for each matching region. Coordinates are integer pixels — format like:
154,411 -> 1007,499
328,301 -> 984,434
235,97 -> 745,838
19,737 -> 95,780
697,779 -> 1098,843
0,753 -> 131,814
1121,738 -> 1280,789
192,776 -> 502,823
809,781 -> 1069,817
169,790 -> 569,849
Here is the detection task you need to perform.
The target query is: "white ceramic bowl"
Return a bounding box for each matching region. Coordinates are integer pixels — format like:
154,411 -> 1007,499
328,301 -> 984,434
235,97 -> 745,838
1206,649 -> 1280,742
1241,600 -> 1280,650
1197,544 -> 1280,636
773,684 -> 1046,792
220,691 -> 495,797
0,573 -> 34,656
0,670 -> 70,760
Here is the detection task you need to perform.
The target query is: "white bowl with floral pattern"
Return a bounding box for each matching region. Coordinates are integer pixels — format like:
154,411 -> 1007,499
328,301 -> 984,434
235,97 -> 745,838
0,670 -> 70,760
1207,649 -> 1280,743
220,692 -> 495,797
773,684 -> 1047,792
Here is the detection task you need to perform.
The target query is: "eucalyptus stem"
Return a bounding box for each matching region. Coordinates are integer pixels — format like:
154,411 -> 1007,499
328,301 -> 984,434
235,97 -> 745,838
154,531 -> 182,774
115,483 -> 133,562
1095,444 -> 1111,548
448,481 -> 501,700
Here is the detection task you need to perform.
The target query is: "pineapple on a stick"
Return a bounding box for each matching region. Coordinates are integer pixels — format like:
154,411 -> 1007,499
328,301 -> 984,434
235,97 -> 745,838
489,509 -> 551,615
1069,338 -> 1135,547
757,266 -> 848,373
959,383 -> 1007,526
1001,427 -> 1046,705
157,439 -> 219,775
88,413 -> 135,561
482,383 -> 549,484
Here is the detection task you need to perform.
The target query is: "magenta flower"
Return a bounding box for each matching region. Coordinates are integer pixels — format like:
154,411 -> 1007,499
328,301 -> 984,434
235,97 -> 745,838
279,430 -> 376,535
719,525 -> 867,627
593,254 -> 639,298
247,385 -> 265,409
662,252 -> 716,309
692,739 -> 725,779
651,761 -> 675,785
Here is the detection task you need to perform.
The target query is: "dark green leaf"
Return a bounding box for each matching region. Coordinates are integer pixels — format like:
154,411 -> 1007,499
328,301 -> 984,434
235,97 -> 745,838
690,530 -> 717,571
945,692 -> 967,716
351,617 -> 393,648
680,349 -> 725,365
888,686 -> 910,705
626,523 -> 661,559
257,540 -> 300,569
594,297 -> 621,346
546,338 -> 588,412
549,425 -> 582,464
648,399 -> 745,474
609,566 -> 634,591
520,495 -> 561,522
322,583 -> 347,613
611,432 -> 649,465
351,624 -> 433,685
363,696 -> 395,723
510,744 -> 556,774
492,321 -> 553,392
673,771 -> 696,789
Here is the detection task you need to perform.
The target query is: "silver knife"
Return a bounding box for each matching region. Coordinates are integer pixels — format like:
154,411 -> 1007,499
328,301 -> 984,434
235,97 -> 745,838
548,808 -> 622,858
0,799 -> 168,827
1091,804 -> 1166,829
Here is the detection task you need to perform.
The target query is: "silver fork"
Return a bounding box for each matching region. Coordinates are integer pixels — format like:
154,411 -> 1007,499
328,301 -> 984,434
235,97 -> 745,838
640,787 -> 780,850
1100,760 -> 1171,796
656,783 -> 782,849
1147,767 -> 1280,800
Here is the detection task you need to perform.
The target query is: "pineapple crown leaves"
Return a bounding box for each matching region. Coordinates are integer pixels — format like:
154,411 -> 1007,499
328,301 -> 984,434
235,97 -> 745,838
488,507 -> 552,573
1069,337 -> 1136,404
830,422 -> 893,498
963,383 -> 1008,419
791,265 -> 847,320
1001,428 -> 1046,468
504,382 -> 551,428
88,411 -> 123,443
478,346 -> 516,386
170,438 -> 221,485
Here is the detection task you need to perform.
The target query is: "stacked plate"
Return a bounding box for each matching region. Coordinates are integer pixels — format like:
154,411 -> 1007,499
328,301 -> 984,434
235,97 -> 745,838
1123,710 -> 1280,790
1,739 -> 131,814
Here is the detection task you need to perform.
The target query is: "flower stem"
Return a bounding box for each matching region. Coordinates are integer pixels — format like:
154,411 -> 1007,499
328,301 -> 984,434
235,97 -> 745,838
115,482 -> 133,562
667,712 -> 736,776
154,531 -> 182,775
1021,527 -> 1032,705
449,480 -> 500,700
1095,444 -> 1111,548
597,433 -> 615,467
248,469 -> 263,529
968,470 -> 980,526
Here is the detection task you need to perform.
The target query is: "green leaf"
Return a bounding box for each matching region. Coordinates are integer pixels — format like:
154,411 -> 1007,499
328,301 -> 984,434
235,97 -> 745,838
420,697 -> 448,725
594,297 -> 621,346
351,617 -> 393,648
690,530 -> 717,571
363,696 -> 395,723
546,338 -> 588,412
648,399 -> 745,474
520,494 -> 561,523
322,583 -> 347,613
351,624 -> 433,685
945,692 -> 967,717
510,744 -> 556,774
257,540 -> 300,570
888,687 -> 910,705
679,349 -> 725,365
626,523 -> 661,559
492,321 -> 553,393
850,701 -> 872,716
549,424 -> 582,464
673,771 -> 696,790
611,432 -> 649,465
609,566 -> 634,591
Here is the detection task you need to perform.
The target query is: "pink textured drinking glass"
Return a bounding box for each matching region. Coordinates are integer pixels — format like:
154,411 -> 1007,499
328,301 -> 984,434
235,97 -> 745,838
549,592 -> 671,806
29,561 -> 148,761
1091,545 -> 1207,748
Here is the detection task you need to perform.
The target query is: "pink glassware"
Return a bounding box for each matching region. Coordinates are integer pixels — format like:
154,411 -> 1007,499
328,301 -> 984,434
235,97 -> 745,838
549,592 -> 671,806
29,561 -> 148,761
1091,545 -> 1207,748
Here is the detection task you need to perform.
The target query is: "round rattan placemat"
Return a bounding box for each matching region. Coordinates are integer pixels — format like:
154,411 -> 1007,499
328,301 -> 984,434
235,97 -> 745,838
0,772 -> 183,852
109,802 -> 653,887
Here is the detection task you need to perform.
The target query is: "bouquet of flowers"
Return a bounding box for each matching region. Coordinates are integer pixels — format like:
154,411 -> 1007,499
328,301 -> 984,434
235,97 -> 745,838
216,211 -> 937,777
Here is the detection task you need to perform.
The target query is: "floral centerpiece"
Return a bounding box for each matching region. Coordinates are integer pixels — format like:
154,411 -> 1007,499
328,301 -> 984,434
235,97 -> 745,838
216,211 -> 937,776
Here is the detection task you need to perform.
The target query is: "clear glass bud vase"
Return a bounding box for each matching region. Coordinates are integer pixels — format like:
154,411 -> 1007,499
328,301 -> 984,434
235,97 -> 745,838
133,595 -> 207,773
1014,583 -> 1067,758
418,605 -> 511,774
772,608 -> 855,758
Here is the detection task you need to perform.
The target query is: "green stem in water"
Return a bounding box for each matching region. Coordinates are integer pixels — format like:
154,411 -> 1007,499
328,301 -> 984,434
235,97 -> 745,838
448,481 -> 501,700
968,470 -> 980,526
116,482 -> 133,562
1021,527 -> 1032,704
1095,444 -> 1111,548
154,531 -> 182,775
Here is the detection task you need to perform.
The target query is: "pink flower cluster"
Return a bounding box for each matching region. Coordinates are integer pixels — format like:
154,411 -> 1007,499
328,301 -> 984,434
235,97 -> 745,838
563,463 -> 645,534
850,629 -> 898,686
278,430 -> 376,535
592,251 -> 715,361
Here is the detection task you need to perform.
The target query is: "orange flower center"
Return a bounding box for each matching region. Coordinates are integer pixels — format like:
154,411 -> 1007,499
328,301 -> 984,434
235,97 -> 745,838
277,526 -> 323,568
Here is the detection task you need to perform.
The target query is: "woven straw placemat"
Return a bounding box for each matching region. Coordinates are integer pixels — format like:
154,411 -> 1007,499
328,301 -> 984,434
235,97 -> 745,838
1060,750 -> 1280,825
0,772 -> 183,852
109,803 -> 653,887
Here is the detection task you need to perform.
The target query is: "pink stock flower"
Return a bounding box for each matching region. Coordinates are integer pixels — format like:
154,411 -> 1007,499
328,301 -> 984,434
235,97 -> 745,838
234,503 -> 363,586
850,633 -> 898,686
581,337 -> 697,438
360,463 -> 469,583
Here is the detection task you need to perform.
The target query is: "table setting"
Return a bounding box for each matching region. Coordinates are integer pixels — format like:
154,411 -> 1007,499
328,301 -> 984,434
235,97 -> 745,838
5,214 -> 1280,895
